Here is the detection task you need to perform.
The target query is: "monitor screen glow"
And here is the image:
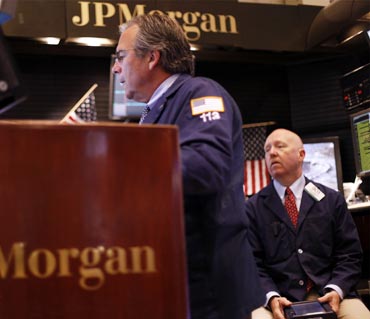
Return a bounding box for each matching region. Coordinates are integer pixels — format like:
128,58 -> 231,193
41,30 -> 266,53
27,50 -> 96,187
350,107 -> 370,177
0,27 -> 27,114
302,136 -> 343,193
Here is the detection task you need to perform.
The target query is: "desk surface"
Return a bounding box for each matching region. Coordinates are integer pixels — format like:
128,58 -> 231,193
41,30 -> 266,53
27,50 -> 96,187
348,201 -> 370,212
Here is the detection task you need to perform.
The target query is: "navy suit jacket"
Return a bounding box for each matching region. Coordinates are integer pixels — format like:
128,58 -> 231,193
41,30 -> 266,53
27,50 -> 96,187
245,179 -> 363,302
142,74 -> 264,318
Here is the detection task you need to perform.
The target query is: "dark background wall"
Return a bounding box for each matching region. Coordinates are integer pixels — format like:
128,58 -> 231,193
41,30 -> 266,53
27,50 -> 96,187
1,40 -> 369,184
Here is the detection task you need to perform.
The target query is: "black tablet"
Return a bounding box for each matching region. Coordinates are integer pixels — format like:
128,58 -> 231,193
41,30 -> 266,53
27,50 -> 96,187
284,301 -> 337,319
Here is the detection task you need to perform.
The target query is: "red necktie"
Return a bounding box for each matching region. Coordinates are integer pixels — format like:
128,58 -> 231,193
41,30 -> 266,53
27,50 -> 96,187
306,277 -> 314,293
285,187 -> 299,227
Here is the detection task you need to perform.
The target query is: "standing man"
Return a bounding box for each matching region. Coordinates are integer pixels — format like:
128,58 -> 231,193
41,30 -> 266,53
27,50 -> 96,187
246,128 -> 370,319
112,13 -> 264,319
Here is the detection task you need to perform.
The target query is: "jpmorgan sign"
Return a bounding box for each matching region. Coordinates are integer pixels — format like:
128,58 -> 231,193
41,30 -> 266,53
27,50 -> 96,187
71,1 -> 239,42
4,1 -> 323,56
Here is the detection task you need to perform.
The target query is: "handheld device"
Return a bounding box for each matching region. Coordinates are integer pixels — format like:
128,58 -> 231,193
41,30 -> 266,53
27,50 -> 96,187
284,301 -> 337,319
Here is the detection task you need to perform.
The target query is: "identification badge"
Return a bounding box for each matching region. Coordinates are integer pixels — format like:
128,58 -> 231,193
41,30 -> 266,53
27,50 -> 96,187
304,182 -> 325,201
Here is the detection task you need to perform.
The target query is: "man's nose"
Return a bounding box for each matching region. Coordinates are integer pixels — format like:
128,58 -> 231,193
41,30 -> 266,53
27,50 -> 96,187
268,147 -> 277,156
112,62 -> 121,74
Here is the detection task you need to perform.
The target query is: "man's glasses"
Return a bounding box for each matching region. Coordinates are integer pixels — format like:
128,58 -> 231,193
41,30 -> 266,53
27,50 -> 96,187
113,49 -> 135,63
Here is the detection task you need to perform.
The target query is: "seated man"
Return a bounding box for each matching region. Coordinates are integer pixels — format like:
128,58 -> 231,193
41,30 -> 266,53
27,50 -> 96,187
246,128 -> 370,319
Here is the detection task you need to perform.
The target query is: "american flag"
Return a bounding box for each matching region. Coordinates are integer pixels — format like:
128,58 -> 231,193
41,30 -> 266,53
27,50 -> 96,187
60,84 -> 98,124
242,123 -> 274,197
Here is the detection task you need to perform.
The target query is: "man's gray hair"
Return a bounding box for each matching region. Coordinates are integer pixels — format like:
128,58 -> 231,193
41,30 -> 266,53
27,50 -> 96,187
119,13 -> 195,76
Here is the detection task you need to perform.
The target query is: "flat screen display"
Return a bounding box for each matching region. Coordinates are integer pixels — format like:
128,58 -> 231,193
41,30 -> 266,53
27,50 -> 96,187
340,63 -> 370,111
302,136 -> 343,193
291,302 -> 326,314
350,107 -> 370,177
108,55 -> 146,121
0,27 -> 27,114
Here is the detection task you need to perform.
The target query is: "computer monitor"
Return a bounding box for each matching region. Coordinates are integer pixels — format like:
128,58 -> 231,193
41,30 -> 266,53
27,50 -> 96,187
350,107 -> 370,177
108,55 -> 146,121
0,27 -> 27,114
302,136 -> 343,193
340,63 -> 370,111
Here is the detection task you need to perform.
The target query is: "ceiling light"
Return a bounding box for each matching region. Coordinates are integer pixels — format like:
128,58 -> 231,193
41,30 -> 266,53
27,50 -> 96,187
66,37 -> 116,47
36,37 -> 61,45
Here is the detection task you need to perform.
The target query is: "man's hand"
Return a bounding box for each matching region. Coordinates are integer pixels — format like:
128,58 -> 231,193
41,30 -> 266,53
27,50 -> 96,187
269,296 -> 292,319
318,290 -> 340,313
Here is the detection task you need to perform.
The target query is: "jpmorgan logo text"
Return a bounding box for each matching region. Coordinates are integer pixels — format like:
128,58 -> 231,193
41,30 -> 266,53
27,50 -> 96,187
0,242 -> 157,290
72,1 -> 239,41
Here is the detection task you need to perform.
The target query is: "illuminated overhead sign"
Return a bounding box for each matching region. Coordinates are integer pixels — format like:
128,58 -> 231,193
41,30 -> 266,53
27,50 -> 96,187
4,0 -> 323,51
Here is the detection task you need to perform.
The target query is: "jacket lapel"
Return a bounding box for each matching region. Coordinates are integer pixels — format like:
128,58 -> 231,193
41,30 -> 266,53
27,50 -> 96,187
141,74 -> 191,124
261,184 -> 296,232
296,179 -> 316,229
141,94 -> 168,124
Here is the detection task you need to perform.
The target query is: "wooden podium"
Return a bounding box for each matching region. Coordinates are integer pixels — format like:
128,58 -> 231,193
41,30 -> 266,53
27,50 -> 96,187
0,121 -> 188,318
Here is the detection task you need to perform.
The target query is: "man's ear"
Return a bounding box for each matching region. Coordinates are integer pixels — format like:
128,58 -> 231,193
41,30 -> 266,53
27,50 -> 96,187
298,148 -> 306,163
148,50 -> 160,70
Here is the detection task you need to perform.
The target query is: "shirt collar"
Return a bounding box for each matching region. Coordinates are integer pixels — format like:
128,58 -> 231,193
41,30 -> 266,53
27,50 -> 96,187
273,174 -> 306,202
147,74 -> 180,109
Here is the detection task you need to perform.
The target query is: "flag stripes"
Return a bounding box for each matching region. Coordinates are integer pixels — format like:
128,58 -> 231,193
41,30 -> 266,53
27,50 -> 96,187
244,159 -> 271,196
63,112 -> 85,124
242,122 -> 275,196
60,84 -> 98,124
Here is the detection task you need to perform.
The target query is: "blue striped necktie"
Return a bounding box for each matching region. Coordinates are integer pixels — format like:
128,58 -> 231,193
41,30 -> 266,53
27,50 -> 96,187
139,105 -> 150,124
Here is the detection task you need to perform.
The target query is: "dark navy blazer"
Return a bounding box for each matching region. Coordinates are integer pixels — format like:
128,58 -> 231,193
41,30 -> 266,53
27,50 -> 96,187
142,74 -> 264,319
245,178 -> 363,302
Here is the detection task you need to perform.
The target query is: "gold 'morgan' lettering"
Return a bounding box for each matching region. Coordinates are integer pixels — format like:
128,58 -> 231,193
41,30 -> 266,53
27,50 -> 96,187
181,12 -> 201,41
117,3 -> 145,25
105,247 -> 129,274
131,246 -> 157,273
0,242 -> 26,278
79,246 -> 105,290
200,13 -> 218,33
28,249 -> 56,278
0,242 -> 157,290
217,15 -> 237,33
57,248 -> 80,277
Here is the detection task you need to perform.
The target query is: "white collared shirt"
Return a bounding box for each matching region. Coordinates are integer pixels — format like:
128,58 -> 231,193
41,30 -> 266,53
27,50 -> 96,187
146,74 -> 180,110
273,174 -> 306,211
